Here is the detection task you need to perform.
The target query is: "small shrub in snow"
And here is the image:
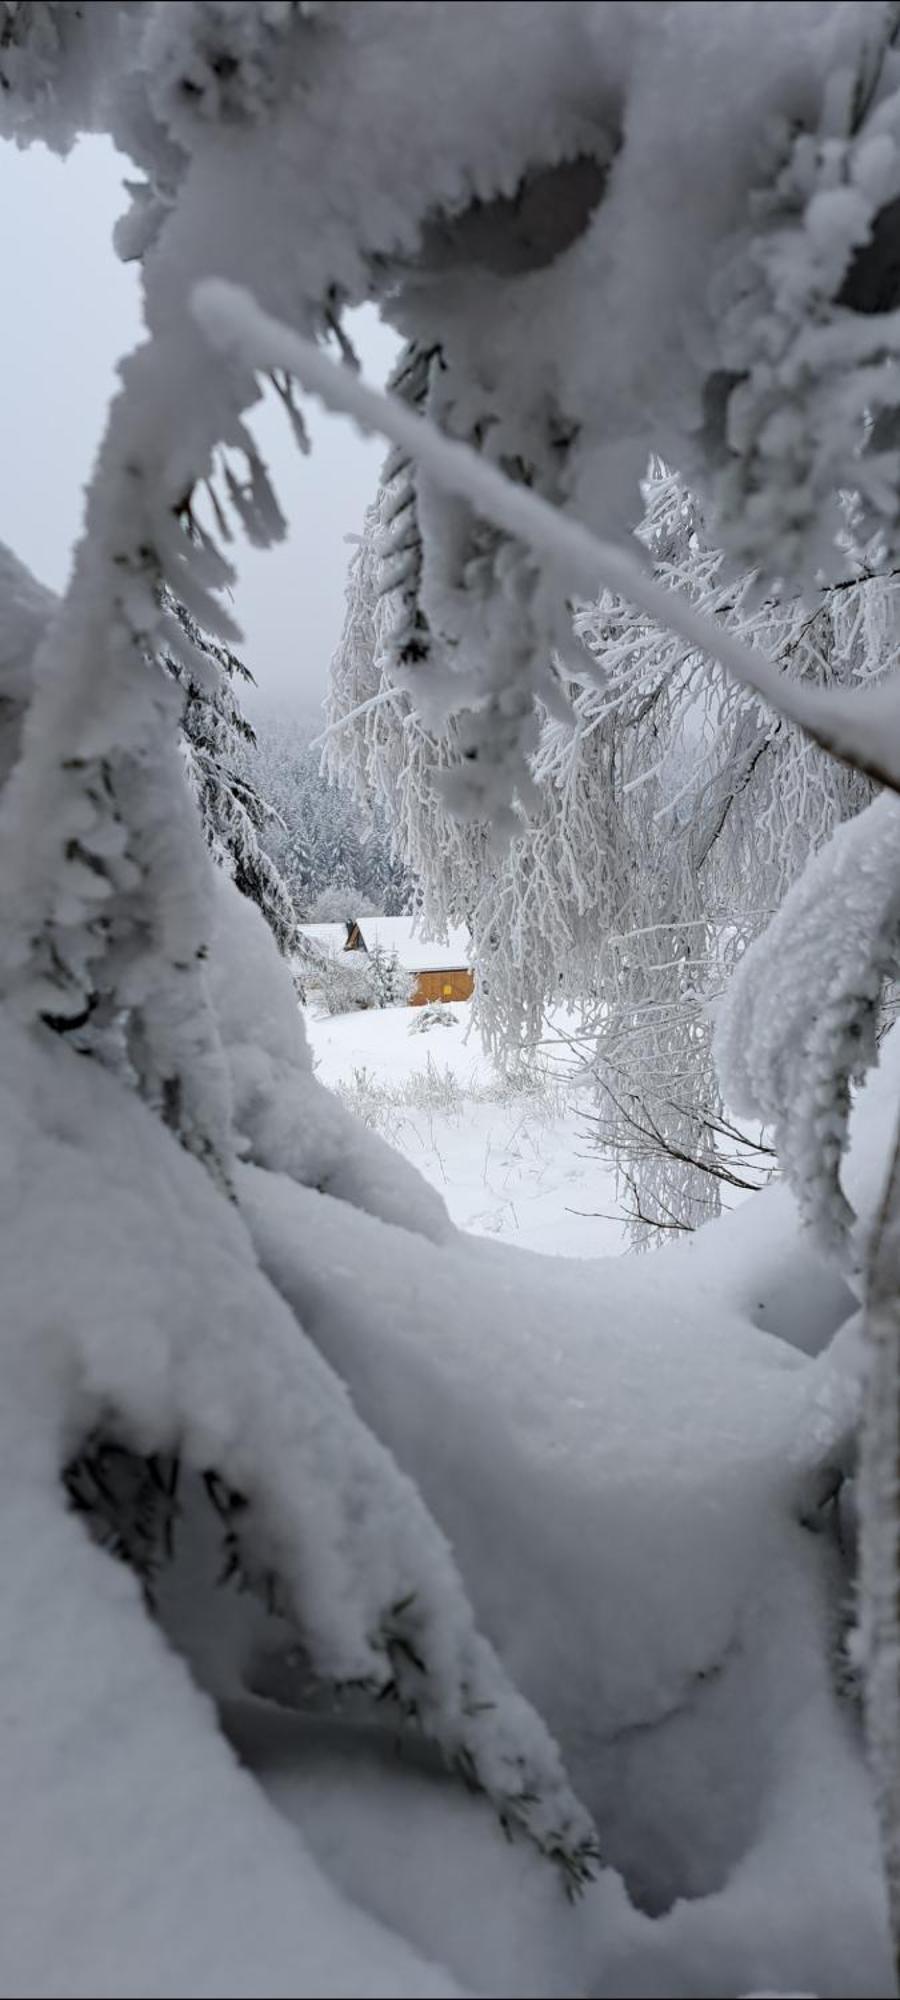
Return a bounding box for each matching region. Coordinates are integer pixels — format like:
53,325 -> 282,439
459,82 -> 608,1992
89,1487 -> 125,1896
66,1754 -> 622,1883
410,1003 -> 457,1033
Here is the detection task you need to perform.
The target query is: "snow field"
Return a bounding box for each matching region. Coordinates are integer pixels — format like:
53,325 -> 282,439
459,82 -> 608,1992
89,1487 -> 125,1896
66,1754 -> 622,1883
305,1000 -> 627,1258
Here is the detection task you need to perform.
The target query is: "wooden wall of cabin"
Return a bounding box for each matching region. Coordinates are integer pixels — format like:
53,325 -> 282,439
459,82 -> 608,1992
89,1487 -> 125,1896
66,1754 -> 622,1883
411,969 -> 475,1005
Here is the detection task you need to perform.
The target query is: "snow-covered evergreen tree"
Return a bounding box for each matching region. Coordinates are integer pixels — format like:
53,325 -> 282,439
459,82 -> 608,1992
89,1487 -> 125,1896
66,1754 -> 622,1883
366,944 -> 415,1011
0,550 -> 304,963
165,598 -> 303,955
241,712 -> 410,918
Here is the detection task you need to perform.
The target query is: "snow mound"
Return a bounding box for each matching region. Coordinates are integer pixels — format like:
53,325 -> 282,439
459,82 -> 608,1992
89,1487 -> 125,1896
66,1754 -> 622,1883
243,1160 -> 892,1995
0,981 -> 600,1991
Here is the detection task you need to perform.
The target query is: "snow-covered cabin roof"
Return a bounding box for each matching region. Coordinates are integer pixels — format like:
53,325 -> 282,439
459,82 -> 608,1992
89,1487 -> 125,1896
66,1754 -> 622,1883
298,922 -> 350,958
355,915 -> 472,972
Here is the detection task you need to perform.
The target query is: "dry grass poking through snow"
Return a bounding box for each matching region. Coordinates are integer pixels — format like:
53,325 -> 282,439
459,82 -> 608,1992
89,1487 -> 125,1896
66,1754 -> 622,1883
306,1005 -> 627,1257
335,1050 -> 570,1131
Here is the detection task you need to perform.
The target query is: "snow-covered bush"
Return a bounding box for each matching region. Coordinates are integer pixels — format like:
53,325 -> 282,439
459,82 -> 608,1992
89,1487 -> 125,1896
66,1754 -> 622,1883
410,1002 -> 458,1033
310,948 -> 373,1017
311,945 -> 412,1016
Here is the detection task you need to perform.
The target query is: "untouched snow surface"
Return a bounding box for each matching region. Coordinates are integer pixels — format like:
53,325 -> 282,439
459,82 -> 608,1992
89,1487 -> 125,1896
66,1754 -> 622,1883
244,1158 -> 891,1998
305,1000 -> 628,1257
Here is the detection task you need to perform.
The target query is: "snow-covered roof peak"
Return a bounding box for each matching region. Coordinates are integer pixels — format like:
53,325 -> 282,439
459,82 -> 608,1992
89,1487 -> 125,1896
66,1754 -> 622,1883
298,922 -> 352,957
356,915 -> 471,973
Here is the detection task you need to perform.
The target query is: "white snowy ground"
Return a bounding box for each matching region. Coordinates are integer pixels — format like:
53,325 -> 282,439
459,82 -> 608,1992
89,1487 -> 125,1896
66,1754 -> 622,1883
304,999 -> 628,1257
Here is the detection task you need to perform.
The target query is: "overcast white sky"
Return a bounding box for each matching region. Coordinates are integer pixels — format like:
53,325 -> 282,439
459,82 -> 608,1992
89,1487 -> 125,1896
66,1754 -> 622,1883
0,136 -> 398,718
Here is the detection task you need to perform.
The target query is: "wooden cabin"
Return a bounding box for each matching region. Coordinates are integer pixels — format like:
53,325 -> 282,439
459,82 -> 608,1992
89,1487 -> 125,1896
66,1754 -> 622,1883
298,914 -> 474,1004
348,915 -> 474,1005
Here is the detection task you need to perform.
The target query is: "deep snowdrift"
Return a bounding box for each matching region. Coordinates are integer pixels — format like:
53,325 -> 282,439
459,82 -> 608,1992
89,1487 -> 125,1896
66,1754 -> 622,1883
1,876 -> 896,1998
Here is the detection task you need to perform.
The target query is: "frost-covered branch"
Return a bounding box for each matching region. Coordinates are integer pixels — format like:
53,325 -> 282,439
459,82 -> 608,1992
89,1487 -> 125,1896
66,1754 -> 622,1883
196,278 -> 900,799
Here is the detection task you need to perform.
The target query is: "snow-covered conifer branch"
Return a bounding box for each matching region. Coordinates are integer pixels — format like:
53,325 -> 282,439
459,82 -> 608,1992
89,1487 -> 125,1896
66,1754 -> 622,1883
715,793 -> 900,1256
195,277 -> 900,801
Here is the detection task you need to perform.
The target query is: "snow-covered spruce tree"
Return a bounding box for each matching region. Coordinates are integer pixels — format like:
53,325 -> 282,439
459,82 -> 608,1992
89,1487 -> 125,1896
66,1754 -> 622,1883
164,597 -> 305,957
320,350 -> 450,918
325,346 -> 491,989
366,945 -> 415,1011
0,547 -> 306,968
236,713 -> 319,906
8,0 -> 900,1987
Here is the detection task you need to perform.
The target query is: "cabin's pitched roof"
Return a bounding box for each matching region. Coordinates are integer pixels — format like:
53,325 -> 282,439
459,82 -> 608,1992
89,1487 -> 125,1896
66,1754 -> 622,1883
355,915 -> 472,973
297,922 -> 351,958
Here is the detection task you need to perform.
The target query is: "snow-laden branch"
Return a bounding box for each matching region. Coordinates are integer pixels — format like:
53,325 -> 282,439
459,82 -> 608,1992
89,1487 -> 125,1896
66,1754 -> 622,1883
194,278 -> 900,798
311,683 -> 404,750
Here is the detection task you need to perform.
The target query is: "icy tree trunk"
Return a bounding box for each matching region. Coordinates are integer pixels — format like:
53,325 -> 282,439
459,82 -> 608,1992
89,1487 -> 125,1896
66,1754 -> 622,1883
861,1112 -> 900,1985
